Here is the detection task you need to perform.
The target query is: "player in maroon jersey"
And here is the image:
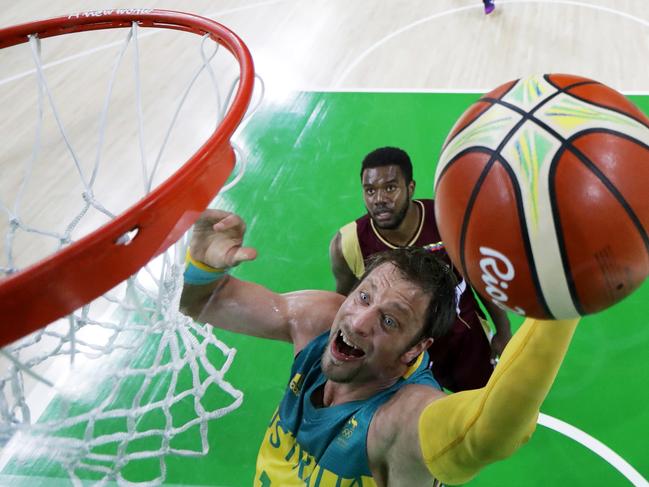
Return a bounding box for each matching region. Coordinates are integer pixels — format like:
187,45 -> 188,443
329,147 -> 512,391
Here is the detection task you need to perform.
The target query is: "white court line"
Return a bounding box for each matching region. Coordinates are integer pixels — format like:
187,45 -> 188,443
294,87 -> 649,96
333,4 -> 477,88
0,0 -> 290,88
300,87 -> 492,94
538,413 -> 649,486
6,0 -> 649,95
333,0 -> 649,91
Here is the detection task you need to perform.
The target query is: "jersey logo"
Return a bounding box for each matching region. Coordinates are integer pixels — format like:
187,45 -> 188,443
336,416 -> 359,447
423,241 -> 445,253
289,373 -> 303,395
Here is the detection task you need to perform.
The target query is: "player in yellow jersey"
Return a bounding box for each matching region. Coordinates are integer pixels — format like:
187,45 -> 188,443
181,209 -> 578,486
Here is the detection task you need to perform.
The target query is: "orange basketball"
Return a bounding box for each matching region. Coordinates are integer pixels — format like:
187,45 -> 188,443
434,74 -> 649,319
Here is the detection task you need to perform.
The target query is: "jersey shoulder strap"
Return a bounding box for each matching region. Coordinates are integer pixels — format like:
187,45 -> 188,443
339,221 -> 365,279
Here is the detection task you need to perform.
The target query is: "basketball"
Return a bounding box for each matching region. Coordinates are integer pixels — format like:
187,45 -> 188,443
434,74 -> 649,319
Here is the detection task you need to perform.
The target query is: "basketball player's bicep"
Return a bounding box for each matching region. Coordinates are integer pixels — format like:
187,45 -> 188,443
376,386 -> 488,484
191,277 -> 290,340
366,387 -> 454,484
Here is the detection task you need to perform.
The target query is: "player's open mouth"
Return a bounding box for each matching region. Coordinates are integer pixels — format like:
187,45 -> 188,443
332,330 -> 366,361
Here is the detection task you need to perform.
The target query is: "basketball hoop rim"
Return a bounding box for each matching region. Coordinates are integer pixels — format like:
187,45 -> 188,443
0,9 -> 255,347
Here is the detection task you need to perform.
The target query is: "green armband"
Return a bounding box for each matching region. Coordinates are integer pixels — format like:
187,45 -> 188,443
183,249 -> 228,285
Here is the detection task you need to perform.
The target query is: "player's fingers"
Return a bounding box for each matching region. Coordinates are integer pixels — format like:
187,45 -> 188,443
231,246 -> 257,266
200,208 -> 231,223
193,209 -> 232,236
213,213 -> 245,233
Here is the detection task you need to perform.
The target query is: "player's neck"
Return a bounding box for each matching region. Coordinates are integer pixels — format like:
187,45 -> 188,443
321,375 -> 400,407
375,200 -> 420,247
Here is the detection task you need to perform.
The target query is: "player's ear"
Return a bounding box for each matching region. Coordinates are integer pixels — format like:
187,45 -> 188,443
408,179 -> 416,196
401,336 -> 433,365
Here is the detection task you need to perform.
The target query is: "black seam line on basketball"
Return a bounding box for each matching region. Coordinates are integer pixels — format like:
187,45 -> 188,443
559,92 -> 649,131
451,78 -> 608,318
443,78 -> 606,317
548,144 -> 586,316
485,91 -> 636,161
494,89 -> 649,247
439,101 -> 532,222
441,80 -> 520,154
542,74 -> 600,92
434,146 -> 494,193
480,80 -> 599,124
543,78 -> 601,100
440,78 -> 593,160
457,154 -> 553,319
463,91 -> 564,318
440,102 -> 493,154
497,91 -> 649,313
547,128 -> 649,316
492,94 -> 649,314
540,74 -> 646,129
488,155 -> 554,319
458,158 -> 494,287
435,98 -> 540,280
565,128 -> 649,253
584,126 -> 649,152
494,78 -> 520,101
479,81 -> 602,157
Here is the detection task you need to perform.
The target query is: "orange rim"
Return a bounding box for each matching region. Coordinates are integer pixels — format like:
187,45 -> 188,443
0,9 -> 254,346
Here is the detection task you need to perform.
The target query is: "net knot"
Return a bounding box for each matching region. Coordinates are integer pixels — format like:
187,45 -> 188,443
9,217 -> 20,230
81,190 -> 95,205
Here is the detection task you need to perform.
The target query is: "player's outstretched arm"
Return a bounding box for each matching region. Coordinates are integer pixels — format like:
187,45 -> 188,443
180,210 -> 343,352
372,317 -> 578,485
418,317 -> 579,485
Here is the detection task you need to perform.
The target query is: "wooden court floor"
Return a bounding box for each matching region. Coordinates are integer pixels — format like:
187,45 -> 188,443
1,1 -> 648,485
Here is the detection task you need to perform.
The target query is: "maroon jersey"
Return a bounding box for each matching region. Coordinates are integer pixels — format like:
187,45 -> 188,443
338,199 -> 493,391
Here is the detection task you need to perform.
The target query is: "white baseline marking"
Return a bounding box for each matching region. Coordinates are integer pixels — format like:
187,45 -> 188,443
538,413 -> 649,486
333,0 -> 649,91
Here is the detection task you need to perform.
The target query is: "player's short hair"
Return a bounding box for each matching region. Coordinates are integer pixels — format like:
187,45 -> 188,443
354,247 -> 457,340
360,147 -> 413,184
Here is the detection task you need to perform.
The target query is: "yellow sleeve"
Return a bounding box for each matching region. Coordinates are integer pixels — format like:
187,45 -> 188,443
339,221 -> 365,279
419,317 -> 579,485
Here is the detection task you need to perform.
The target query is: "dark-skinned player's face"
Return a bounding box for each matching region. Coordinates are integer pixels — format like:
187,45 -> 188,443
362,165 -> 414,230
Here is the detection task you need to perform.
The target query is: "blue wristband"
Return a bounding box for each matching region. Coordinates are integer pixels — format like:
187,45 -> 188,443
184,249 -> 229,285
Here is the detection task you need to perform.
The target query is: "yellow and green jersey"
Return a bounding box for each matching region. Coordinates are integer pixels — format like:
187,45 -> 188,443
254,331 -> 440,486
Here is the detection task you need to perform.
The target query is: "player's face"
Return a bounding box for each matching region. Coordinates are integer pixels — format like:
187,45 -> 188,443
322,262 -> 431,385
362,165 -> 414,230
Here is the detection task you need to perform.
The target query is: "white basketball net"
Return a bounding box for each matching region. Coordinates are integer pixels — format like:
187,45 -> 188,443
0,16 -> 260,486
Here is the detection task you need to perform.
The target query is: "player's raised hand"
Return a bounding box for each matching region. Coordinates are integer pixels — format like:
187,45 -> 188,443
189,209 -> 257,270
